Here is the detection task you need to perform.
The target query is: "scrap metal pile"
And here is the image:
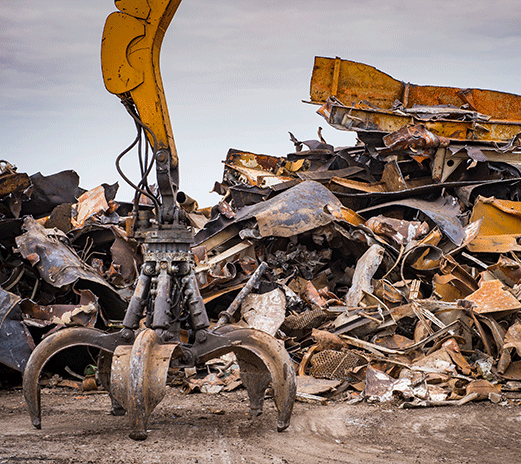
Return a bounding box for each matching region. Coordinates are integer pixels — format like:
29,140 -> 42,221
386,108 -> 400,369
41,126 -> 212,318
4,57 -> 521,408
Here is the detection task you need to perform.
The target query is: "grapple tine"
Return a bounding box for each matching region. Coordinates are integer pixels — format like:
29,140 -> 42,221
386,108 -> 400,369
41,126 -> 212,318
110,329 -> 183,440
22,327 -> 126,429
194,327 -> 296,432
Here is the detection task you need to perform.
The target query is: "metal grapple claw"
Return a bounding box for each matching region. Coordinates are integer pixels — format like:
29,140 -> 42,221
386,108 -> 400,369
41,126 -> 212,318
193,327 -> 297,432
23,327 -> 127,429
110,329 -> 183,440
23,325 -> 296,438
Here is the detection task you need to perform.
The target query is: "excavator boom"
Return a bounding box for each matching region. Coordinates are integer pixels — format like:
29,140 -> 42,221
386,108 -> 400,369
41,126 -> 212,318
101,0 -> 182,222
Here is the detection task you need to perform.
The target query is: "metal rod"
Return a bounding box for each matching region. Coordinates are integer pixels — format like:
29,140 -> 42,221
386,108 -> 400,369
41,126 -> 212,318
215,261 -> 268,329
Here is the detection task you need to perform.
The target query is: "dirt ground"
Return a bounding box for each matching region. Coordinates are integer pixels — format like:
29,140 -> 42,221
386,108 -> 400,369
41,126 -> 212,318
2,386 -> 521,464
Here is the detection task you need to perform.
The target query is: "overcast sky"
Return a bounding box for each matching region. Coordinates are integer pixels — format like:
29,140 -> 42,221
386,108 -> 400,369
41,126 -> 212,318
2,0 -> 521,207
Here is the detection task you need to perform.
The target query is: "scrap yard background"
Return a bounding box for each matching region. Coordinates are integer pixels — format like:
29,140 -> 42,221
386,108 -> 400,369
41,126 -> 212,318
4,1 -> 521,463
3,54 -> 521,461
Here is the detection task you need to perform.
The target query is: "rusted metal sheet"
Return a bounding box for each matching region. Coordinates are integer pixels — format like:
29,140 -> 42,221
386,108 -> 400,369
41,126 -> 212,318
331,178 -> 494,213
15,220 -> 88,288
325,204 -> 365,226
433,274 -> 473,301
241,288 -> 286,336
223,149 -> 304,188
365,215 -> 429,246
471,196 -> 521,232
503,321 -> 521,356
379,160 -> 408,192
224,163 -> 294,188
20,289 -> 99,328
468,234 -> 521,253
0,287 -> 35,372
0,160 -> 29,192
343,244 -> 385,308
382,124 -> 450,152
464,280 -> 521,314
15,217 -> 126,319
330,161 -> 410,194
310,57 -> 521,122
21,170 -> 82,218
297,166 -> 365,182
230,180 -> 344,238
225,149 -> 282,172
439,255 -> 478,292
330,177 -> 388,193
71,185 -> 109,228
503,361 -> 521,381
0,168 -> 31,219
359,196 -> 465,245
466,380 -> 501,400
407,245 -> 442,272
301,280 -> 328,308
468,195 -> 521,252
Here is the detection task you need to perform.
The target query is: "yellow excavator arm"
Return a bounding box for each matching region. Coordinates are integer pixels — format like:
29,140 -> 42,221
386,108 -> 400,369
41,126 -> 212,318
101,0 -> 182,222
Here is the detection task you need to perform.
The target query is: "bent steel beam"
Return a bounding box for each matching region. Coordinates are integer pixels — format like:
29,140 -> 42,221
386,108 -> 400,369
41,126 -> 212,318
310,57 -> 521,143
310,56 -> 521,122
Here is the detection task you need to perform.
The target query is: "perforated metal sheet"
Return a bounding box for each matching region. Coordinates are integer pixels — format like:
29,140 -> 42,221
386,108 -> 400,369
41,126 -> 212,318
310,349 -> 365,380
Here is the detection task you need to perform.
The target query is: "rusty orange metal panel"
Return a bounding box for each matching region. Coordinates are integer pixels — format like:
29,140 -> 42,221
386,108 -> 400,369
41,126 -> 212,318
468,196 -> 521,252
325,203 -> 365,226
470,196 -> 521,236
310,57 -> 404,109
468,235 -> 521,253
465,280 -> 521,314
225,150 -> 281,173
407,86 -> 521,121
433,274 -> 471,301
310,57 -> 521,122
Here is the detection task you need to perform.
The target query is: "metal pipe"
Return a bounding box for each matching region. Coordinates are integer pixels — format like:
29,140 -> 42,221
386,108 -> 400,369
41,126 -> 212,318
215,261 -> 268,329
